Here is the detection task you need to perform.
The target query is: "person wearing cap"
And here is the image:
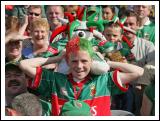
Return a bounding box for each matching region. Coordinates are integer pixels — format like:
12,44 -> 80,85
5,63 -> 51,116
19,36 -> 144,116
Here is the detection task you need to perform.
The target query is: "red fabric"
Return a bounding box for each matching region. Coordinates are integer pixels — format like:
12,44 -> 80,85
49,25 -> 68,43
112,69 -> 129,92
32,67 -> 42,89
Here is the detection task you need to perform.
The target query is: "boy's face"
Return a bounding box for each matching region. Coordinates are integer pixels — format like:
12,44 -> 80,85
31,26 -> 48,46
67,50 -> 92,80
5,69 -> 27,97
104,26 -> 122,43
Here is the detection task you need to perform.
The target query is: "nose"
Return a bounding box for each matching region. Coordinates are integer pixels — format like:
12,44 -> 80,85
77,61 -> 83,69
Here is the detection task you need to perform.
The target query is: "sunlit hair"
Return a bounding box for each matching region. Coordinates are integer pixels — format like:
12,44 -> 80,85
104,22 -> 123,34
28,5 -> 42,14
30,18 -> 49,33
65,36 -> 94,61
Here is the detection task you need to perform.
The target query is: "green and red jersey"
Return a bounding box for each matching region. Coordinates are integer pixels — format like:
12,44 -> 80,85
30,67 -> 128,116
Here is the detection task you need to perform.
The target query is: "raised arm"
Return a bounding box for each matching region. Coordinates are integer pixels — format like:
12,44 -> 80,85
107,61 -> 144,84
19,52 -> 65,78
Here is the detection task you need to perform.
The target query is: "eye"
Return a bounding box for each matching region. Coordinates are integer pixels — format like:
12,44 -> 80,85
76,31 -> 86,38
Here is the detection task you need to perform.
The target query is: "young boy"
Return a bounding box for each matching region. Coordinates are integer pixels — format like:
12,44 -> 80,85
19,36 -> 144,116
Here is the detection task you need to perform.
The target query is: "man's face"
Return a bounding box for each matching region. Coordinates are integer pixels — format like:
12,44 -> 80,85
28,8 -> 41,22
5,69 -> 27,97
124,16 -> 138,40
104,27 -> 122,43
31,26 -> 48,46
6,41 -> 22,59
103,7 -> 114,20
134,5 -> 151,19
67,50 -> 92,80
47,6 -> 64,26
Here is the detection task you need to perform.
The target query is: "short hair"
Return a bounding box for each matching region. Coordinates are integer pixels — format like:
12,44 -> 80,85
11,92 -> 42,116
30,18 -> 49,32
102,5 -> 115,14
104,22 -> 123,34
124,10 -> 139,23
46,5 -> 64,13
28,5 -> 42,14
65,37 -> 94,61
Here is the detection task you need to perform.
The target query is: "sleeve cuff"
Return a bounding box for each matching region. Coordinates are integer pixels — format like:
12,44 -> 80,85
112,69 -> 129,92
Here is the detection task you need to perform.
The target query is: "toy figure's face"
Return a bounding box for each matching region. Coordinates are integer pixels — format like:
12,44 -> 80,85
67,50 -> 92,80
104,26 -> 122,43
31,26 -> 48,46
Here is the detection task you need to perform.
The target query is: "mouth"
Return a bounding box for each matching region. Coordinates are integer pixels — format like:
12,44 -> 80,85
8,80 -> 21,87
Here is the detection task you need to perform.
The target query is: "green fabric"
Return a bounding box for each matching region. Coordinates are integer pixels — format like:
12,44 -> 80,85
136,22 -> 155,44
42,38 -> 68,58
35,69 -> 125,101
40,99 -> 51,116
144,81 -> 155,115
99,41 -> 115,53
60,100 -> 91,116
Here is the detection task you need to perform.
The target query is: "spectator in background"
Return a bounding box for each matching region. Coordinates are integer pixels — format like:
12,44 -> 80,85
102,5 -> 116,21
22,18 -> 49,59
134,5 -> 155,44
46,5 -> 65,43
140,62 -> 155,116
5,33 -> 30,64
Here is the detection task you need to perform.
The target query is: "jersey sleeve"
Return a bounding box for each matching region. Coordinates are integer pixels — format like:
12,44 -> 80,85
108,69 -> 129,96
29,66 -> 55,98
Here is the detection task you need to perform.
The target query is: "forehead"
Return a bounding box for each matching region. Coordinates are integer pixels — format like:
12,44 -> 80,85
29,7 -> 41,12
48,6 -> 63,12
105,26 -> 121,33
68,50 -> 91,60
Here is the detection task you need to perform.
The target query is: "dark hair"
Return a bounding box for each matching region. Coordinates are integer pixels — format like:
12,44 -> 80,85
102,5 -> 115,14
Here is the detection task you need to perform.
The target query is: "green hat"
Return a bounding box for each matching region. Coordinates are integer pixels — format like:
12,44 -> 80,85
60,100 -> 91,116
87,6 -> 99,13
99,41 -> 115,53
5,63 -> 21,72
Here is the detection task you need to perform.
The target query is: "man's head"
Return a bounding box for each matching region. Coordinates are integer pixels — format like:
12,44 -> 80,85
30,18 -> 49,46
5,33 -> 28,61
65,37 -> 94,80
5,63 -> 27,98
46,5 -> 64,29
103,23 -> 123,43
123,10 -> 139,40
11,92 -> 42,116
134,5 -> 152,19
28,5 -> 42,22
102,5 -> 115,20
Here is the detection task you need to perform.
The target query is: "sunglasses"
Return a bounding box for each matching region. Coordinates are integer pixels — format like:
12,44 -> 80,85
28,12 -> 40,16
